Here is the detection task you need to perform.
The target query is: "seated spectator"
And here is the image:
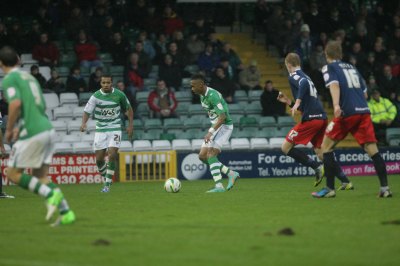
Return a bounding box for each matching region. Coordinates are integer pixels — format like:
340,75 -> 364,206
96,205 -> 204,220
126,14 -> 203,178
74,30 -> 102,69
108,31 -> 131,66
239,60 -> 262,91
97,16 -> 116,51
219,57 -> 236,81
186,33 -> 205,64
260,80 -> 287,118
134,40 -> 152,78
366,75 -> 380,95
147,79 -> 178,119
142,4 -> 163,35
168,41 -> 187,71
197,43 -> 220,76
66,66 -> 87,94
89,67 -> 103,91
219,42 -> 243,73
295,24 -> 314,73
163,6 -> 184,37
360,52 -> 382,79
378,65 -> 400,101
124,52 -> 145,96
189,17 -> 214,42
210,67 -> 237,104
32,32 -> 59,67
138,31 -> 156,60
154,33 -> 168,65
46,69 -> 66,94
66,7 -> 89,39
385,50 -> 400,77
25,20 -> 43,52
30,65 -> 46,89
368,89 -> 398,143
159,54 -> 182,90
116,80 -> 139,119
171,30 -> 186,51
206,32 -> 223,54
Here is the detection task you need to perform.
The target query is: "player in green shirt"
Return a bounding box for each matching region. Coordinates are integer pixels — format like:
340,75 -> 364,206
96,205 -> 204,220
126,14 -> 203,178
191,74 -> 240,193
80,74 -> 133,192
0,46 -> 75,225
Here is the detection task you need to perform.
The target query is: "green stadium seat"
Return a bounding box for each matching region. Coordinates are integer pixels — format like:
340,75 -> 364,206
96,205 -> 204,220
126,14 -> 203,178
259,116 -> 277,128
163,118 -> 182,130
277,116 -> 295,128
79,92 -> 92,106
176,102 -> 190,115
248,90 -> 263,101
230,114 -> 243,127
236,129 -> 256,138
184,118 -> 205,130
184,65 -> 199,74
239,116 -> 258,128
142,129 -> 163,140
99,53 -> 113,64
175,91 -> 192,102
110,65 -> 124,76
245,102 -> 262,115
56,66 -> 70,77
386,128 -> 400,142
133,129 -> 144,140
188,104 -> 204,116
229,103 -> 244,115
136,103 -> 150,118
234,90 -> 248,102
160,133 -> 176,141
133,120 -> 144,130
144,119 -> 163,130
80,66 -> 90,77
136,91 -> 150,104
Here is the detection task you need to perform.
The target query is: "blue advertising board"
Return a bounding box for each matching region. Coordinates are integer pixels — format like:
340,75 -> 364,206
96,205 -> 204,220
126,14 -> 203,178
178,147 -> 400,180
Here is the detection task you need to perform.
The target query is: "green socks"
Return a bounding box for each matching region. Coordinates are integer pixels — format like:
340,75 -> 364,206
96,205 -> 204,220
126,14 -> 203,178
19,173 -> 52,198
105,161 -> 115,187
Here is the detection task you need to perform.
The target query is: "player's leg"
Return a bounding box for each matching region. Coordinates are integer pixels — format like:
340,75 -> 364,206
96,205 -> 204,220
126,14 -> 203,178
312,136 -> 339,198
33,165 -> 75,225
205,147 -> 225,192
364,142 -> 391,197
0,169 -> 14,199
103,147 -> 119,191
95,149 -> 107,178
315,148 -> 353,190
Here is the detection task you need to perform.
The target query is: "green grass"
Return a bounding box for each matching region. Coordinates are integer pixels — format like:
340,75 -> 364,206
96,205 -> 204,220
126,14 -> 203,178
1,176 -> 399,266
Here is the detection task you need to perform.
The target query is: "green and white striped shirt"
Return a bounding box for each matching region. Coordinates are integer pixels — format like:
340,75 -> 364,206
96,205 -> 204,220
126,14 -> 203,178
84,88 -> 131,132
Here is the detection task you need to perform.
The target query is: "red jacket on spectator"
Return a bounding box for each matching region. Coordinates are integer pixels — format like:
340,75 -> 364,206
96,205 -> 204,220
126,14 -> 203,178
147,88 -> 178,113
32,43 -> 59,64
75,42 -> 98,62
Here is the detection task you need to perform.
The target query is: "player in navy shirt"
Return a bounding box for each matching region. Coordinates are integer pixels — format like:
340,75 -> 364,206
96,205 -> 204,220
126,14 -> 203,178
278,53 -> 351,188
312,41 -> 392,198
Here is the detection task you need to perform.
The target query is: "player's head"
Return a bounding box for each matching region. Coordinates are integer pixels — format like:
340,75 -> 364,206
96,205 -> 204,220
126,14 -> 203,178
284,53 -> 301,73
191,73 -> 206,95
100,74 -> 113,93
0,46 -> 19,69
325,41 -> 343,62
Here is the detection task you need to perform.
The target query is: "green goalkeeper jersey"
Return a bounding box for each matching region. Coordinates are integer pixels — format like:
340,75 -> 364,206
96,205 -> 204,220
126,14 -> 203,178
84,88 -> 131,132
200,87 -> 232,125
2,68 -> 52,140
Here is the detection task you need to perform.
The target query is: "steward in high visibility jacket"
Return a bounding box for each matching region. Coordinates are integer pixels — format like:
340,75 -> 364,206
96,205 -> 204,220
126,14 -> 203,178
368,89 -> 397,126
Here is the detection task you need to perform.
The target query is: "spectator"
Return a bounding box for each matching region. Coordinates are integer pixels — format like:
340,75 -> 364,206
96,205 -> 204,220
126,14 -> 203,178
168,41 -> 187,71
159,54 -> 182,90
197,43 -> 220,76
7,19 -> 26,53
387,28 -> 400,54
75,30 -> 102,69
124,52 -> 145,96
366,75 -> 380,95
206,32 -> 223,54
372,38 -> 387,63
147,79 -> 178,119
30,65 -> 47,89
32,32 -> 59,67
66,65 -> 87,94
129,0 -> 148,29
189,17 -> 214,42
171,30 -> 186,51
134,41 -> 152,78
46,69 -> 66,95
260,80 -> 286,118
142,4 -> 163,35
138,31 -> 156,60
368,89 -> 398,143
210,67 -> 237,104
304,2 -> 323,35
348,42 -> 366,66
360,52 -> 382,80
97,16 -> 116,51
239,60 -> 262,92
219,57 -> 236,81
378,65 -> 400,101
385,50 -> 400,77
66,7 -> 89,39
108,31 -> 131,66
25,20 -> 42,51
310,44 -> 327,71
186,33 -> 205,64
154,33 -> 168,64
279,18 -> 298,56
295,24 -> 313,73
266,6 -> 285,47
89,67 -> 103,91
162,6 -> 184,37
91,4 -> 109,43
219,42 -> 243,74
116,80 -> 138,119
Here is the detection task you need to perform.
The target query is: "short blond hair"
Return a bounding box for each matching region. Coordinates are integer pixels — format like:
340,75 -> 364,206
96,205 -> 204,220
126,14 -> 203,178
285,53 -> 301,67
325,41 -> 343,60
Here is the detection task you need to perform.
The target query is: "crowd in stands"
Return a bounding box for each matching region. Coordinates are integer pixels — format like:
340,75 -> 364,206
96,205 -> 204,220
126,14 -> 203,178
0,0 -> 398,145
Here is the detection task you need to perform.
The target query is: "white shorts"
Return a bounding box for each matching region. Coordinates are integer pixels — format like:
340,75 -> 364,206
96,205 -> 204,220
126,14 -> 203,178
8,129 -> 56,169
93,131 -> 122,150
201,124 -> 233,150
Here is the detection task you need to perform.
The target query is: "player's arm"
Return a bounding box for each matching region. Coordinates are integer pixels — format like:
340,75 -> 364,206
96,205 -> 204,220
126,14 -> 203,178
5,100 -> 21,143
277,92 -> 295,108
0,130 -> 6,157
81,96 -> 95,132
205,112 -> 226,143
125,107 -> 134,140
329,82 -> 341,118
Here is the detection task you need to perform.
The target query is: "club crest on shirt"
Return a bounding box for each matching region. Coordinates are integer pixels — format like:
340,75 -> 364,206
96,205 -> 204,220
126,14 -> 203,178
7,87 -> 16,98
217,103 -> 223,110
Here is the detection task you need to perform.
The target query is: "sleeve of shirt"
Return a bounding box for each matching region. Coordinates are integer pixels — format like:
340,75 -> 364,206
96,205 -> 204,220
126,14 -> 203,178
83,95 -> 96,114
3,77 -> 21,103
210,93 -> 225,115
121,93 -> 132,112
297,78 -> 308,100
322,64 -> 338,88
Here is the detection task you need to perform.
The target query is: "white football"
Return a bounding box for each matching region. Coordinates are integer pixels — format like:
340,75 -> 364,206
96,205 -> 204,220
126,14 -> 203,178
164,178 -> 181,193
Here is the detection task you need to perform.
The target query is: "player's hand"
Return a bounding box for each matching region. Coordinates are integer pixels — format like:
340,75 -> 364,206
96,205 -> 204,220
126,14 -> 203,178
334,105 -> 342,118
0,146 -> 6,158
5,128 -> 19,143
291,102 -> 300,117
204,132 -> 212,144
80,123 -> 87,132
277,92 -> 288,103
126,125 -> 133,140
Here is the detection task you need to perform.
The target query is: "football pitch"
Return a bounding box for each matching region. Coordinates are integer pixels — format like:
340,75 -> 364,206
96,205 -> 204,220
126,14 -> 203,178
1,176 -> 399,266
